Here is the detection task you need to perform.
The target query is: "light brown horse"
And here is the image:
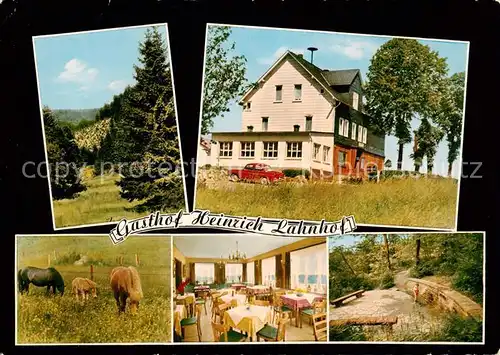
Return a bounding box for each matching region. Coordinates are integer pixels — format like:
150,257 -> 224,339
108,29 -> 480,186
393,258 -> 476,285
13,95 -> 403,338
110,266 -> 143,314
72,277 -> 97,303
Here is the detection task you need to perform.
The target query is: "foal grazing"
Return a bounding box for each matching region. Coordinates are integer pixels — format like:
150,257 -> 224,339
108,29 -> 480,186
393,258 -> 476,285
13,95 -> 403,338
110,266 -> 143,315
72,277 -> 97,303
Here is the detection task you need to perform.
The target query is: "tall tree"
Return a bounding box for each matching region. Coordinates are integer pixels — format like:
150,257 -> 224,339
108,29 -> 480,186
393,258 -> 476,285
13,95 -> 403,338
364,39 -> 448,170
201,25 -> 248,135
411,118 -> 444,173
382,234 -> 392,271
43,106 -> 86,199
117,27 -> 185,212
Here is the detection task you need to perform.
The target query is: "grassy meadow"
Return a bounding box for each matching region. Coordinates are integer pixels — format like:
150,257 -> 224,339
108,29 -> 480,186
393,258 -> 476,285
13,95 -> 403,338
53,171 -> 145,228
16,236 -> 172,344
196,177 -> 458,228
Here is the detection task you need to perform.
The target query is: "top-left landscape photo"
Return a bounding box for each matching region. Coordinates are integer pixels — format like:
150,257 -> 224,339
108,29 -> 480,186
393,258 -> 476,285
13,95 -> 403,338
33,24 -> 188,229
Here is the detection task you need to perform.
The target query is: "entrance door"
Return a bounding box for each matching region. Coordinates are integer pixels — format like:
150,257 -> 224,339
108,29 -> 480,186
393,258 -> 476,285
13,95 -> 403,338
337,150 -> 348,175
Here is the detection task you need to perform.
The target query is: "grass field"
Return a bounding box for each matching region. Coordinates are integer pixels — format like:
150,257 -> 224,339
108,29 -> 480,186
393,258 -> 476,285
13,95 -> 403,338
16,236 -> 171,344
196,177 -> 458,228
53,173 -> 145,228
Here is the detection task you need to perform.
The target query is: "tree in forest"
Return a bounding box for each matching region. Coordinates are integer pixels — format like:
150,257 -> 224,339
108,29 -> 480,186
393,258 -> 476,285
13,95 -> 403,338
434,72 -> 466,177
364,38 -> 448,170
201,25 -> 248,135
116,27 -> 185,213
410,117 -> 444,173
43,106 -> 86,199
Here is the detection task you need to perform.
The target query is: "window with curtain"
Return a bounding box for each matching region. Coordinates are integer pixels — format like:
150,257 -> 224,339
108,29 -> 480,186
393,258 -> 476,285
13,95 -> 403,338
246,262 -> 255,285
194,263 -> 215,284
225,263 -> 243,283
261,257 -> 276,287
290,243 -> 327,293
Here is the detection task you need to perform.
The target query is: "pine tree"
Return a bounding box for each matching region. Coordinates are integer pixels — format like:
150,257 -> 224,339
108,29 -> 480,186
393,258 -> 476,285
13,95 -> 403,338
43,106 -> 86,199
117,27 -> 185,212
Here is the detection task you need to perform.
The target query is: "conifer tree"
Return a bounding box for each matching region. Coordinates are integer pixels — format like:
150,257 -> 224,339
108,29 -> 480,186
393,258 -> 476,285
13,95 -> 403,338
117,27 -> 185,212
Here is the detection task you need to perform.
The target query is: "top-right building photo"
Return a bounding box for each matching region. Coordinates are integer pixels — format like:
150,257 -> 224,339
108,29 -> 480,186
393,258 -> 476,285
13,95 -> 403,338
195,24 -> 469,230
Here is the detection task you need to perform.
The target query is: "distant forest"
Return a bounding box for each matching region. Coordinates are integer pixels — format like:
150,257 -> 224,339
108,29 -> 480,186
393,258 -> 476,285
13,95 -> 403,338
53,108 -> 99,131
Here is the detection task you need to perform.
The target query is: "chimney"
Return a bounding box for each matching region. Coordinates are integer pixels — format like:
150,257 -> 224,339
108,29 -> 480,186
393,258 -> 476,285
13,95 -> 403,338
307,47 -> 318,64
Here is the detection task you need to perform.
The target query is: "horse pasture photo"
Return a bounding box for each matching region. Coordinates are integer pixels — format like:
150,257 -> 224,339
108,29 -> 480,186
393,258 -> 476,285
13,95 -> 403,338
16,235 -> 171,344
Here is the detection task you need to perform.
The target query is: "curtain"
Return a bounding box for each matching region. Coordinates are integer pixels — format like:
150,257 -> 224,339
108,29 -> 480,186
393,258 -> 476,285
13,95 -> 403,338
261,256 -> 276,287
225,263 -> 243,283
275,254 -> 283,288
247,261 -> 255,285
290,243 -> 327,293
189,263 -> 196,284
194,263 -> 215,284
285,252 -> 291,289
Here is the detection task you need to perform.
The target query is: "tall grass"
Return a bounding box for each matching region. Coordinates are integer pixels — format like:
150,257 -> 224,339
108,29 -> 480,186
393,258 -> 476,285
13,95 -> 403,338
17,236 -> 171,344
196,177 -> 457,228
53,173 -> 144,228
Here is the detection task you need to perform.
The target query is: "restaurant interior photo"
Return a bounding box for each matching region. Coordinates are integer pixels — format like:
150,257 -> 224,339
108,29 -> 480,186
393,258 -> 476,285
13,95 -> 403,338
172,234 -> 328,343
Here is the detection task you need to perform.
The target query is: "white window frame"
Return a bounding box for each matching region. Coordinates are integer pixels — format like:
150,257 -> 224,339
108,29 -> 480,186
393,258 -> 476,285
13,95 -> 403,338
290,244 -> 327,293
339,118 -> 349,137
305,116 -> 312,131
275,85 -> 283,102
263,141 -> 278,158
294,84 -> 302,101
194,263 -> 215,284
261,257 -> 276,287
286,142 -> 302,158
322,146 -> 331,163
262,117 -> 269,131
219,142 -> 233,157
246,261 -> 255,285
225,263 -> 243,283
360,157 -> 365,169
313,143 -> 321,160
351,122 -> 357,140
352,92 -> 359,110
357,126 -> 363,142
240,142 -> 255,158
362,127 -> 367,144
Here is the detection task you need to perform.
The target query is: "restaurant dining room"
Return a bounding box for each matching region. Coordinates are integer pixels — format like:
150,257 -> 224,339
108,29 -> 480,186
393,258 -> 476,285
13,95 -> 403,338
172,234 -> 328,343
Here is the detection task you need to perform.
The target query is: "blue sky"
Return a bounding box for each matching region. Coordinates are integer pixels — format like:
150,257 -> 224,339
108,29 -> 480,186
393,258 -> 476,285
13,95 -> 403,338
33,24 -> 168,110
207,25 -> 469,179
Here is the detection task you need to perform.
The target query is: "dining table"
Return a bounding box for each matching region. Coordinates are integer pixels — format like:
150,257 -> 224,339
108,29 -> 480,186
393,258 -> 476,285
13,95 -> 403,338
230,283 -> 247,290
176,292 -> 196,316
223,304 -> 272,341
246,285 -> 270,296
281,293 -> 325,327
173,304 -> 187,338
220,293 -> 247,307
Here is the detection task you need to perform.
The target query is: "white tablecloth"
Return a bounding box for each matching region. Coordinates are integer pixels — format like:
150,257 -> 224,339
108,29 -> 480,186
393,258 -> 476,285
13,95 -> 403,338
221,294 -> 247,306
224,305 -> 271,340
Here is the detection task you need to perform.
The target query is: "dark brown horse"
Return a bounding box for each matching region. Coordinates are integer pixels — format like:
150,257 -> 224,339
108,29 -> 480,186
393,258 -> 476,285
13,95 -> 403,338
110,266 -> 143,314
18,266 -> 65,295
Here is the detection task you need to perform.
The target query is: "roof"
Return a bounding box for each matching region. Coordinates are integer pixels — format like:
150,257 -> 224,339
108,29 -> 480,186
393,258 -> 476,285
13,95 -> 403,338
211,131 -> 335,137
322,69 -> 360,86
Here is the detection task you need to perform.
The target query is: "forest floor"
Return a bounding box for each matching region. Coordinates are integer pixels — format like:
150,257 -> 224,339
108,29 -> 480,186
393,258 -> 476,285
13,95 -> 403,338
52,173 -> 144,228
196,176 -> 458,229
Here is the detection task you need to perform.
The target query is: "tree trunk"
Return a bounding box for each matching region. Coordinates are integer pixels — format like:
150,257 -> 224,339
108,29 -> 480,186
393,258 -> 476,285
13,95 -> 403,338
339,249 -> 357,276
414,163 -> 420,173
427,160 -> 434,175
447,162 -> 453,177
397,143 -> 404,170
415,238 -> 421,266
383,234 -> 392,271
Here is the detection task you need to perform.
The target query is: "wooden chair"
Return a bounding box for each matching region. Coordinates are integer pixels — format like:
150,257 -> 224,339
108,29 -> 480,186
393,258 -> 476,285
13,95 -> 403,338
214,303 -> 231,324
312,313 -> 327,341
272,295 -> 293,325
180,304 -> 202,342
211,321 -> 247,342
252,300 -> 270,307
211,297 -> 222,321
256,313 -> 289,342
300,299 -> 326,328
183,295 -> 195,317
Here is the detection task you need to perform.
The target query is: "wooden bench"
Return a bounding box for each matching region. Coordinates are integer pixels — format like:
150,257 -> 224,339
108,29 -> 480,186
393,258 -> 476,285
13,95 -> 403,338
330,316 -> 398,335
330,290 -> 365,307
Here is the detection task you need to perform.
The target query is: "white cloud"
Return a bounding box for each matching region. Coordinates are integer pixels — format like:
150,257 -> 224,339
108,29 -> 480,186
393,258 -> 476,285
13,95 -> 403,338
330,39 -> 379,60
107,80 -> 129,93
257,46 -> 305,65
57,59 -> 98,87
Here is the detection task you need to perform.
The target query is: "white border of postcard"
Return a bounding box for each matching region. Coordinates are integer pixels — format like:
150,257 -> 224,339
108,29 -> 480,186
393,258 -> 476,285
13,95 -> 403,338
32,23 -> 190,231
193,23 -> 470,232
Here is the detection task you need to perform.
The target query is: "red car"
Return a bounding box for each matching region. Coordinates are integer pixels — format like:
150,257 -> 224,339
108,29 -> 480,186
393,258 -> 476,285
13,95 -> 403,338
228,163 -> 284,184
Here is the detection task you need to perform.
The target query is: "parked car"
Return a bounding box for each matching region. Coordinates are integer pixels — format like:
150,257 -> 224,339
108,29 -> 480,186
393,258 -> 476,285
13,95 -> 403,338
228,163 -> 285,184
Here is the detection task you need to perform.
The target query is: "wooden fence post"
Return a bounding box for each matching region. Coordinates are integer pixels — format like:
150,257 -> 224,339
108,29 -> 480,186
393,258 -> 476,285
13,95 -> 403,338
90,264 -> 94,281
48,254 -> 51,266
135,254 -> 140,266
120,256 -> 123,265
53,250 -> 57,260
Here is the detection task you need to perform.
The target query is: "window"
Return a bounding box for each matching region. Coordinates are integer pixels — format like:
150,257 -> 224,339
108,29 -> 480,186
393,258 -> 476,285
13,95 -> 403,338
195,263 -> 215,284
290,243 -> 327,293
247,126 -> 254,132
323,146 -> 330,163
362,127 -> 367,144
313,143 -> 321,160
339,118 -> 349,137
293,125 -> 300,132
240,142 -> 255,157
352,92 -> 359,110
286,142 -> 302,158
262,117 -> 269,131
261,257 -> 276,287
245,102 -> 252,111
275,85 -> 283,101
294,84 -> 302,101
305,116 -> 312,131
357,126 -> 363,142
360,157 -> 365,169
225,263 -> 243,283
246,262 -> 255,285
219,142 -> 233,157
338,151 -> 347,166
263,142 -> 278,158
351,122 -> 357,140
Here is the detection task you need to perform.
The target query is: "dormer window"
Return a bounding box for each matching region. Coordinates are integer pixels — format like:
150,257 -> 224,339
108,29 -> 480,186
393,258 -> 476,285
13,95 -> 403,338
275,85 -> 283,102
352,92 -> 359,110
294,84 -> 302,101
